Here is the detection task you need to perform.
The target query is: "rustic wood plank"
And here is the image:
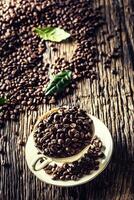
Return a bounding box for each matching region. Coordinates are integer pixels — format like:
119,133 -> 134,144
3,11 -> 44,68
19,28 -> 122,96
0,0 -> 134,200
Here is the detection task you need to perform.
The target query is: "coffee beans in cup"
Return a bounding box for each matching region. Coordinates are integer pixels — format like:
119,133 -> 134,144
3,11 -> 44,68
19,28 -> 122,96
34,107 -> 94,158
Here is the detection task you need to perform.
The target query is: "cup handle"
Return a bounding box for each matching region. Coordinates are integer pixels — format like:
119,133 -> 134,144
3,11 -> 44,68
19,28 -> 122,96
32,154 -> 52,171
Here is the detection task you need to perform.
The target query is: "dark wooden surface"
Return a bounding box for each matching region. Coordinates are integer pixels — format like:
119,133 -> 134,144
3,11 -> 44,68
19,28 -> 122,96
0,0 -> 134,200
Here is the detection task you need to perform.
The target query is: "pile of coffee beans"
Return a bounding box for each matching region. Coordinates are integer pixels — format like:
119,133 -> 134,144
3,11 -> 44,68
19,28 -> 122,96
0,0 -> 104,128
43,136 -> 105,181
34,107 -> 94,157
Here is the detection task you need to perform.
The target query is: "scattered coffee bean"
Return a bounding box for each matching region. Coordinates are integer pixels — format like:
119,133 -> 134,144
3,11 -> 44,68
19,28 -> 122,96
1,135 -> 7,142
0,0 -> 105,130
49,96 -> 56,104
18,139 -> 25,146
111,69 -> 118,75
52,48 -> 58,52
1,161 -> 11,168
43,136 -> 104,181
0,147 -> 5,155
107,33 -> 115,41
14,131 -> 19,136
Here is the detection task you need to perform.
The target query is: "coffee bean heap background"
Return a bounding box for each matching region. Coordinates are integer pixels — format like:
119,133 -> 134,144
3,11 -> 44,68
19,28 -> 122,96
34,107 -> 94,158
0,0 -> 105,128
43,136 -> 104,181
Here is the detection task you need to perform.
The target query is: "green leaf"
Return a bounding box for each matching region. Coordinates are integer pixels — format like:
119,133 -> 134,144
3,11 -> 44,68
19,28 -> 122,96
44,70 -> 72,96
0,97 -> 7,106
34,27 -> 71,42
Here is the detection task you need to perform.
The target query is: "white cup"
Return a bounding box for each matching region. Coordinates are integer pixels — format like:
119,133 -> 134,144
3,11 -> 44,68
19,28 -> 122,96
31,107 -> 94,171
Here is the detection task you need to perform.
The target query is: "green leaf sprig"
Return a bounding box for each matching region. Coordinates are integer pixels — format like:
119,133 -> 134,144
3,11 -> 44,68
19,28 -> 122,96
34,27 -> 71,42
0,97 -> 7,106
44,70 -> 72,96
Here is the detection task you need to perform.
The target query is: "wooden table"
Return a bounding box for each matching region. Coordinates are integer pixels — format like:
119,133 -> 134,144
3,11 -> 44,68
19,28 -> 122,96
0,0 -> 134,199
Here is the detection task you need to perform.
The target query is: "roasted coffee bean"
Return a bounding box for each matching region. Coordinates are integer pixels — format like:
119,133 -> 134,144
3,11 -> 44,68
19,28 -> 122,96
58,139 -> 64,145
14,131 -> 19,136
18,139 -> 25,146
80,132 -> 85,138
52,47 -> 58,52
52,174 -> 59,180
63,117 -> 69,123
65,175 -> 71,180
54,124 -> 62,129
45,169 -> 53,174
74,133 -> 80,138
1,135 -> 7,142
65,138 -> 71,144
57,128 -> 63,133
98,152 -> 105,158
62,163 -> 69,169
59,176 -> 65,180
53,114 -> 61,121
111,69 -> 118,75
94,165 -> 99,170
72,138 -> 79,142
70,123 -> 77,128
51,139 -> 57,144
0,147 -> 5,155
1,160 -> 11,168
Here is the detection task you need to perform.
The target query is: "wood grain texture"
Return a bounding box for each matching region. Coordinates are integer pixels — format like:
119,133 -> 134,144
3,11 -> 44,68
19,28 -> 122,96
0,0 -> 134,200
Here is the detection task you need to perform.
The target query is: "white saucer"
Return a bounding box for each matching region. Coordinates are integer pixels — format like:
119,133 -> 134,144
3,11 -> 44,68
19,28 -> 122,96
25,115 -> 113,187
